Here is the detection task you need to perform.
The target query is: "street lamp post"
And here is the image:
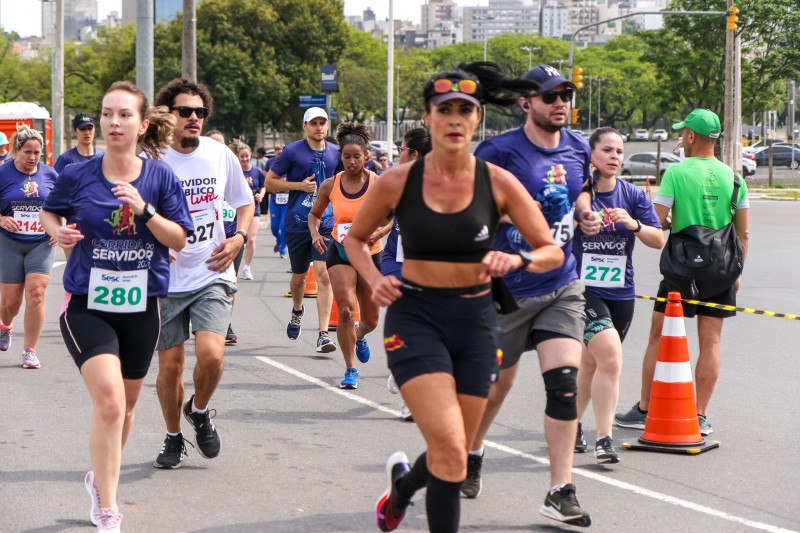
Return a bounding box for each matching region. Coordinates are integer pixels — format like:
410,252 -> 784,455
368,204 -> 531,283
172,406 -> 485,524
396,65 -> 402,140
520,46 -> 541,71
596,78 -> 604,128
474,14 -> 495,141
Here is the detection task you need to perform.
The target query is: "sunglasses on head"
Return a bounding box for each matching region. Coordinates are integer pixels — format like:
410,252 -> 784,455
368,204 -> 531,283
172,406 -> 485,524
532,89 -> 574,105
432,78 -> 479,96
171,106 -> 209,119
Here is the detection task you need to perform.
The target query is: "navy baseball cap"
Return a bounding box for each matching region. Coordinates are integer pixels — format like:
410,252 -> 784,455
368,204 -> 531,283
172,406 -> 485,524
522,65 -> 576,93
73,113 -> 96,130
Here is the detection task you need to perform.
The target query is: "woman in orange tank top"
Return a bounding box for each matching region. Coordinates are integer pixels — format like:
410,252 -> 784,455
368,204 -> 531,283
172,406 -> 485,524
308,122 -> 386,390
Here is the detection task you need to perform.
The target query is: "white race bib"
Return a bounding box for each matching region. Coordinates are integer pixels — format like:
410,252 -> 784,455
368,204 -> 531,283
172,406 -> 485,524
88,268 -> 148,313
580,253 -> 625,288
550,209 -> 575,247
222,202 -> 236,222
336,223 -> 351,243
275,192 -> 289,205
13,210 -> 44,235
186,208 -> 217,250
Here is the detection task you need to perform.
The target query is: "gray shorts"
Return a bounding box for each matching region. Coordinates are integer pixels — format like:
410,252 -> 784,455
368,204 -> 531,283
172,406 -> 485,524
0,233 -> 55,284
157,280 -> 235,350
498,280 -> 586,369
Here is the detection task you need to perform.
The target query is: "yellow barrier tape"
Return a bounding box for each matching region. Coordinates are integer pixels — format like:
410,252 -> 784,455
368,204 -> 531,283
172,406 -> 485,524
636,295 -> 800,321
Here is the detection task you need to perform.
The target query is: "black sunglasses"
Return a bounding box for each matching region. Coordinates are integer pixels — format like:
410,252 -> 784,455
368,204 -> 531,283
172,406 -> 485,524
171,106 -> 209,119
532,89 -> 574,105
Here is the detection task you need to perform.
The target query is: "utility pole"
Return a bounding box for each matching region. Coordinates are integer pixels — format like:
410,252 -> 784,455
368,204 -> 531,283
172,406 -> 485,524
597,78 -> 603,128
722,0 -> 741,174
587,76 -> 593,131
136,0 -> 154,101
386,0 -> 394,157
182,0 -> 197,82
52,0 -> 64,158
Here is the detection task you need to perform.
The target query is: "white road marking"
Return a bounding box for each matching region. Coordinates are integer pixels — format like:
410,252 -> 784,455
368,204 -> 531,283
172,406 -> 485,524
255,355 -> 797,533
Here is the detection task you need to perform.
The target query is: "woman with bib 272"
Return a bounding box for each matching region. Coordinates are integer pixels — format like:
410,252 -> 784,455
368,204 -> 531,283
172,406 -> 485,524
41,81 -> 193,533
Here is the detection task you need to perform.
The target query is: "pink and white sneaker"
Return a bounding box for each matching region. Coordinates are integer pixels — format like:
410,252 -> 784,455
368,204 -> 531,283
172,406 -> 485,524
84,470 -> 101,525
97,507 -> 123,532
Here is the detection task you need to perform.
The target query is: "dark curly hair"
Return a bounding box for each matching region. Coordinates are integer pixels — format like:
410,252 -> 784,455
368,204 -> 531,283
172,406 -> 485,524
335,122 -> 370,150
154,78 -> 214,120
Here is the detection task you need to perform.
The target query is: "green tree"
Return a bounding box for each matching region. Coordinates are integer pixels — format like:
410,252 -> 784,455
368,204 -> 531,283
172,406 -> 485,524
336,25 -> 387,122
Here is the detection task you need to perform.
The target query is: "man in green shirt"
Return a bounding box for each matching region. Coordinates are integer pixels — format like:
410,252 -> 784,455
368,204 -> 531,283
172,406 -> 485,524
615,109 -> 750,436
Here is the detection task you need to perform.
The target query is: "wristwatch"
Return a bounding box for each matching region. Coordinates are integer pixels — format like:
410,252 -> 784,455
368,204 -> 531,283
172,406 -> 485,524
632,220 -> 642,233
517,250 -> 532,271
235,230 -> 248,244
137,202 -> 157,223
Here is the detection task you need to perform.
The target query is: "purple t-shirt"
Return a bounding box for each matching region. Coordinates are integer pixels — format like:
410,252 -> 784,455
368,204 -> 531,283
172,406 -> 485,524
268,139 -> 343,233
54,147 -> 105,173
572,179 -> 661,300
43,157 -> 193,297
243,166 -> 263,216
0,161 -> 57,243
475,126 -> 591,298
381,218 -> 402,279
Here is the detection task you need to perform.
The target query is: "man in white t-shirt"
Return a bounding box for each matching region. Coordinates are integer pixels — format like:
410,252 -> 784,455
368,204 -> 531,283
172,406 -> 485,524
152,78 -> 254,469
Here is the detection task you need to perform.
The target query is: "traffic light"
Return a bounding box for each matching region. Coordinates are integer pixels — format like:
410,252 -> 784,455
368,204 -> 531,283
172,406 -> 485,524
727,6 -> 739,31
572,67 -> 584,90
571,108 -> 580,125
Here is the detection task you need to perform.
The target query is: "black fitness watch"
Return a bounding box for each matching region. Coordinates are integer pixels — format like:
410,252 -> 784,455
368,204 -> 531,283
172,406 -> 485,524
632,220 -> 642,233
517,250 -> 532,271
137,202 -> 156,223
234,230 -> 248,244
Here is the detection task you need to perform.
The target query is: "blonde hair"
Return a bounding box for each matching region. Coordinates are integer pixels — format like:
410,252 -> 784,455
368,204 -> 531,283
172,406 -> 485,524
228,138 -> 251,155
104,81 -> 177,160
9,124 -> 44,158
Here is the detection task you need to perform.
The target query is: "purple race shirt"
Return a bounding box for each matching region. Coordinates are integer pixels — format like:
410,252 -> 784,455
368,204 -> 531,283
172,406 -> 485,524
43,157 -> 193,297
572,179 -> 661,301
54,147 -> 105,173
475,126 -> 591,298
0,161 -> 57,243
243,166 -> 264,216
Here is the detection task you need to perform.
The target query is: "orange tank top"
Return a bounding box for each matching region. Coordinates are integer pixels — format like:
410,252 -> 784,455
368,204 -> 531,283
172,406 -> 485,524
330,170 -> 383,255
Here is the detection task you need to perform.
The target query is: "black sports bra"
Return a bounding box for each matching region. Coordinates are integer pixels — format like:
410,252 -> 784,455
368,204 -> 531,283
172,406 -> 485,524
395,157 -> 499,263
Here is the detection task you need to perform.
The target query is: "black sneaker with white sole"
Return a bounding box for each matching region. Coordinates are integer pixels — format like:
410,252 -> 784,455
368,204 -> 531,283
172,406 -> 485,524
183,395 -> 221,459
575,421 -> 587,453
153,433 -> 188,469
594,436 -> 620,464
461,452 -> 483,498
539,483 -> 592,527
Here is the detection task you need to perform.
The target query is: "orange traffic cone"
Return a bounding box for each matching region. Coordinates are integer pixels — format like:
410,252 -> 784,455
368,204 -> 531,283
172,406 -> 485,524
284,263 -> 318,298
328,298 -> 359,331
623,292 -> 719,454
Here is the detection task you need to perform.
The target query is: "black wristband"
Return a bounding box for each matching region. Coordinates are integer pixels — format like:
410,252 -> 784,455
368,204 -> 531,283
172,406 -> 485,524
234,230 -> 248,244
632,220 -> 642,233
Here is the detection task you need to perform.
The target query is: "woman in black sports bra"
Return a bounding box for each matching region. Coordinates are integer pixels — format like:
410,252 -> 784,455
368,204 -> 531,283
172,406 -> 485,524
345,62 -> 564,533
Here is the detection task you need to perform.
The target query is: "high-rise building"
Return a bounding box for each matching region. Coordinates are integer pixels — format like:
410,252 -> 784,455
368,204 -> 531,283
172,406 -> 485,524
121,0 -> 195,25
540,0 -> 568,39
463,0 -> 540,44
421,0 -> 457,33
42,0 -> 97,45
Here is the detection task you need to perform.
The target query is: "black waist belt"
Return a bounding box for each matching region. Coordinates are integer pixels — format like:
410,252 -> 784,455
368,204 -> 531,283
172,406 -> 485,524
400,279 -> 491,296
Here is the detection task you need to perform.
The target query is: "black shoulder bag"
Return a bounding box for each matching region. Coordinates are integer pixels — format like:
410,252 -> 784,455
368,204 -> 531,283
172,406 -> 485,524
659,174 -> 744,299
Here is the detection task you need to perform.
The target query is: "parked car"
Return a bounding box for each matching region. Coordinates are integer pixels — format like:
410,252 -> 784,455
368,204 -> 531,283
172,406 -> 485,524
652,128 -> 669,141
369,141 -> 399,158
620,152 -> 682,179
634,129 -> 649,141
753,144 -> 800,168
618,129 -> 630,141
741,156 -> 756,177
743,139 -> 790,157
673,138 -> 684,158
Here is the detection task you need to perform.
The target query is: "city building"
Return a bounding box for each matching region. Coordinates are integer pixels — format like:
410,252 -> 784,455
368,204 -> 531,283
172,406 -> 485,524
121,0 -> 196,25
541,0 -> 569,39
463,0 -> 540,44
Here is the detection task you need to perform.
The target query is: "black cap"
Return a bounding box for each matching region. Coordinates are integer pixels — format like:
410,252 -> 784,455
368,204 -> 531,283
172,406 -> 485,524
256,147 -> 267,156
73,113 -> 95,130
522,65 -> 576,93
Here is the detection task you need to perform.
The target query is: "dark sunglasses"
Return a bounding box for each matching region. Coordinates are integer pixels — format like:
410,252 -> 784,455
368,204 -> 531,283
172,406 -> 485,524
533,89 -> 574,105
432,78 -> 479,96
171,106 -> 209,119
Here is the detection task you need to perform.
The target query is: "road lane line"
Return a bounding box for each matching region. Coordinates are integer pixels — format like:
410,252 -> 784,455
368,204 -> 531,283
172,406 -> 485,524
255,355 -> 797,533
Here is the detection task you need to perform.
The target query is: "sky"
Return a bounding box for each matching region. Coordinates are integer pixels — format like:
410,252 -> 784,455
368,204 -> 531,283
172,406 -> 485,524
1,1 -> 486,38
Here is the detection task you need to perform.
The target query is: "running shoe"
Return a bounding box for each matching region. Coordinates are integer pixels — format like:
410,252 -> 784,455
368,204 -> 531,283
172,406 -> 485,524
461,452 -> 483,498
273,243 -> 280,253
0,327 -> 11,351
698,414 -> 714,436
539,483 -> 592,527
280,253 -> 287,259
316,331 -> 337,353
84,470 -> 101,525
614,401 -> 647,430
594,436 -> 620,464
96,507 -> 123,532
225,324 -> 238,345
183,395 -> 221,459
287,306 -> 303,340
241,266 -> 254,280
340,367 -> 358,389
575,421 -> 587,453
387,374 -> 399,394
400,402 -> 413,422
376,451 -> 412,532
22,350 -> 41,369
153,433 -> 188,469
356,337 -> 371,363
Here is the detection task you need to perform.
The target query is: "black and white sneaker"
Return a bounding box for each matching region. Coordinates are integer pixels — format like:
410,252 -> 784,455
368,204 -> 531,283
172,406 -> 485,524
316,331 -> 337,353
594,436 -> 620,464
153,433 -> 188,469
183,395 -> 221,459
539,483 -> 592,527
461,452 -> 483,498
575,421 -> 587,453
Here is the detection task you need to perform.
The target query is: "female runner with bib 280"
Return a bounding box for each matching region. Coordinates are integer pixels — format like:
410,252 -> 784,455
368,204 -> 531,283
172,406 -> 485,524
308,122 -> 384,390
41,81 -> 193,533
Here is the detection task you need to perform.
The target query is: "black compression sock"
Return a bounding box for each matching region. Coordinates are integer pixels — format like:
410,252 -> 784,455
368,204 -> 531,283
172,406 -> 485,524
426,474 -> 461,533
395,452 -> 429,502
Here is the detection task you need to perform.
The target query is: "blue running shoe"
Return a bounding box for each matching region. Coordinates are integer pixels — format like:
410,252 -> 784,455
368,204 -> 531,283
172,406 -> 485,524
287,306 -> 303,340
356,337 -> 371,363
340,367 -> 358,389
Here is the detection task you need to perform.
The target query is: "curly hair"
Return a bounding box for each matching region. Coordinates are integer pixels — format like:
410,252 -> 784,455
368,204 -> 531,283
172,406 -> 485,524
104,81 -> 176,160
154,78 -> 214,120
9,124 -> 44,158
335,122 -> 370,150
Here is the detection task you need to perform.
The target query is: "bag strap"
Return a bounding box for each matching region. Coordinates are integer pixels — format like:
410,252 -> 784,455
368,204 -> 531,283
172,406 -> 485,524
729,173 -> 741,216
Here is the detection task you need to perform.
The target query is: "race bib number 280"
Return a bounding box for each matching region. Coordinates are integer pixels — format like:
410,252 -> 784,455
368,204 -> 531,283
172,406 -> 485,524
88,268 -> 148,313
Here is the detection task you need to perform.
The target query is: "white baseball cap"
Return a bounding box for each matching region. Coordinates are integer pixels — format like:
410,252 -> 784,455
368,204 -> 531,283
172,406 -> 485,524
303,107 -> 328,123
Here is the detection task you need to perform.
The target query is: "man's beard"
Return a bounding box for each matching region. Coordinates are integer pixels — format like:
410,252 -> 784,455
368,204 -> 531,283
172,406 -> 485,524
180,136 -> 200,149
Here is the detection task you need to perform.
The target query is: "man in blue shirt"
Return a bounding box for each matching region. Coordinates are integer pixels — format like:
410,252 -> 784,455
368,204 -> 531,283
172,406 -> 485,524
54,113 -> 105,173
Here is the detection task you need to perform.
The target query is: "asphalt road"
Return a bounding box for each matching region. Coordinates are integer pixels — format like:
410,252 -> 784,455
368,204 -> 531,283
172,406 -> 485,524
1,200 -> 799,533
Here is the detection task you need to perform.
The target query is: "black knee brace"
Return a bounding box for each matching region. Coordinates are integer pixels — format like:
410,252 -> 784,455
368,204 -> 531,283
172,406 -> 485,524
543,366 -> 578,421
